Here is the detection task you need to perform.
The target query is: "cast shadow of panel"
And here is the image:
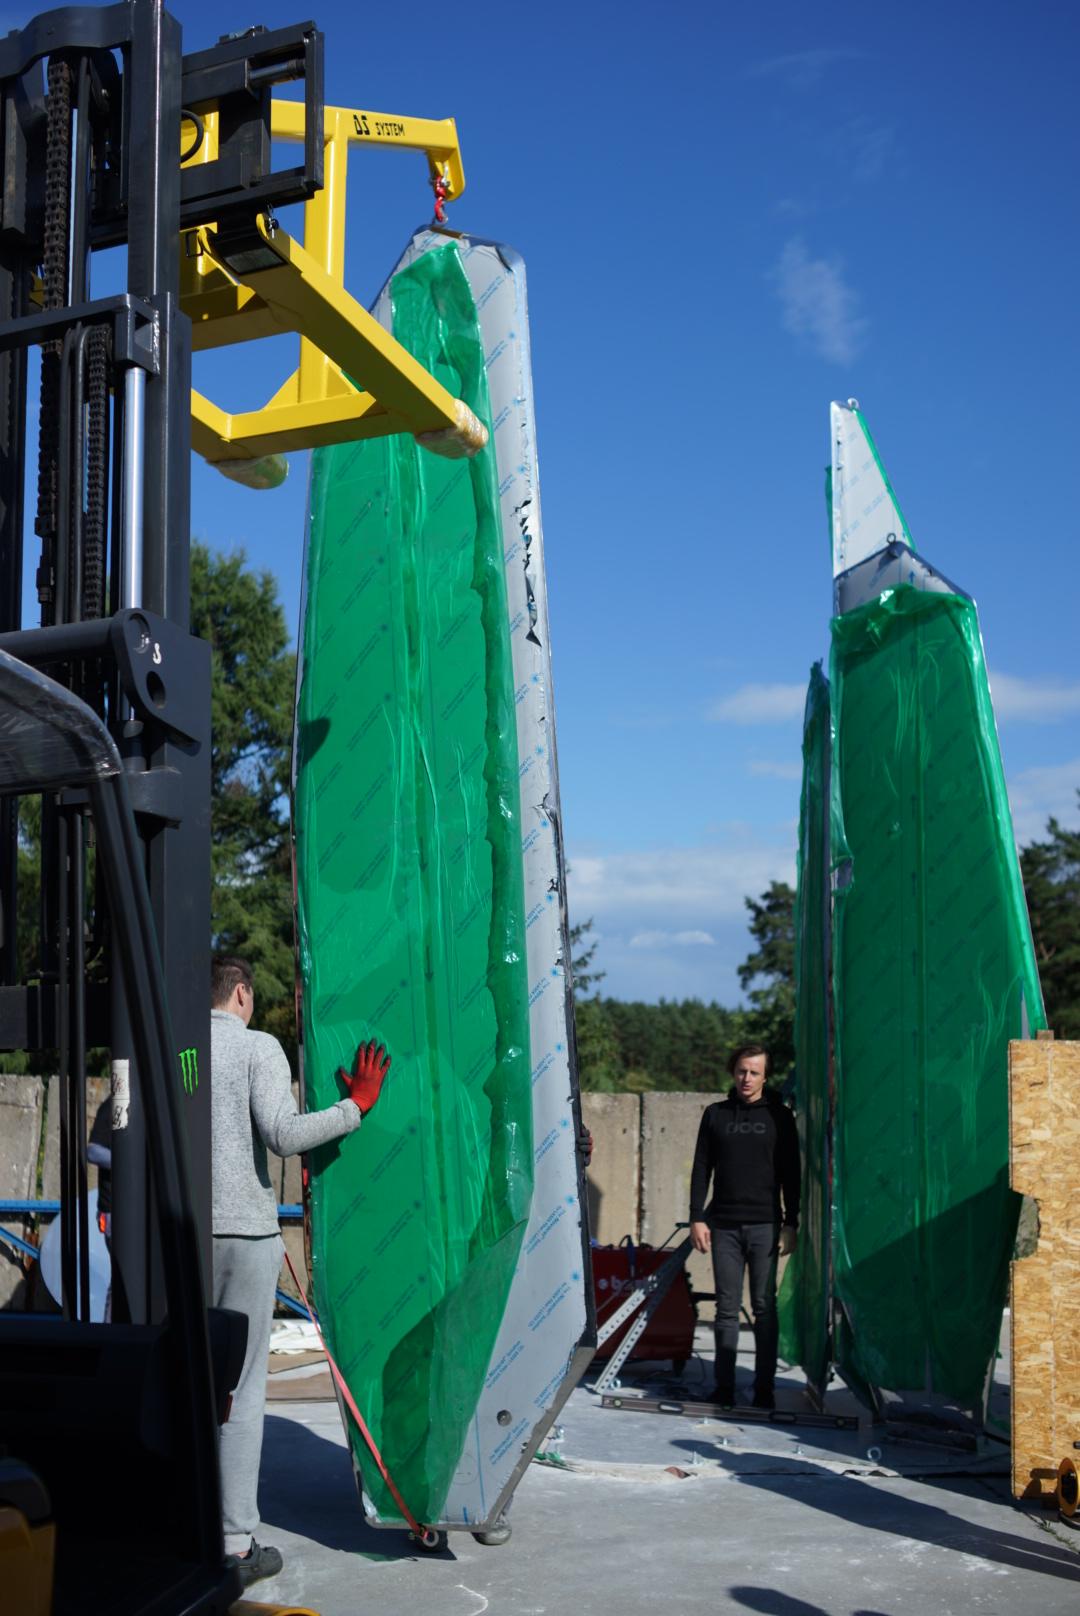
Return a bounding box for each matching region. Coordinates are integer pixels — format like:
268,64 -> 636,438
729,1591 -> 888,1616
710,1454 -> 1080,1587
260,1413 -> 455,1561
828,1170 -> 1018,1415
585,1176 -> 601,1238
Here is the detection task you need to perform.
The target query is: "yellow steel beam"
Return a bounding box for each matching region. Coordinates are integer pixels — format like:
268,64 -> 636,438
180,97 -> 475,467
191,384 -> 402,464
197,215 -> 463,446
270,98 -> 464,205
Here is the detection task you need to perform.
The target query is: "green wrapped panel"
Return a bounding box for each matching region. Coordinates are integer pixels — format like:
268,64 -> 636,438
829,583 -> 1044,1411
294,244 -> 533,1524
777,663 -> 831,1396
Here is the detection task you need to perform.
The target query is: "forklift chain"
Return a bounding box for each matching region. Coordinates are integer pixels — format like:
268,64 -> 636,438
83,324 -> 110,624
34,55 -> 74,612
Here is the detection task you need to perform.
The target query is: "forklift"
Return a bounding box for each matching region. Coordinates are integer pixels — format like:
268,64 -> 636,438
0,5 -> 476,1610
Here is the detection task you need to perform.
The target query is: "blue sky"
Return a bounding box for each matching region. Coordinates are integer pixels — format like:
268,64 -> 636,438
169,0 -> 1080,1004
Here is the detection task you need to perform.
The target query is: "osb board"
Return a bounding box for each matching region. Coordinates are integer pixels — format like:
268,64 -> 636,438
265,1369 -> 334,1401
1010,1037 -> 1080,1502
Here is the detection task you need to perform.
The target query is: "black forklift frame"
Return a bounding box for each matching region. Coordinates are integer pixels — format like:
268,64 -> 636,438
0,4 -> 324,1609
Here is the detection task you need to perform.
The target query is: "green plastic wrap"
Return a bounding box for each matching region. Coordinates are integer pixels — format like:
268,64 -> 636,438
829,583 -> 1044,1412
293,243 -> 533,1523
777,663 -> 831,1396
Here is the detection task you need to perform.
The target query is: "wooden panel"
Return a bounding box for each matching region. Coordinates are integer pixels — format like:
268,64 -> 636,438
1010,1036 -> 1080,1502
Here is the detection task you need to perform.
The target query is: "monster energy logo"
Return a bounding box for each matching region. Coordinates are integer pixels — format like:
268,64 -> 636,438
179,1047 -> 199,1094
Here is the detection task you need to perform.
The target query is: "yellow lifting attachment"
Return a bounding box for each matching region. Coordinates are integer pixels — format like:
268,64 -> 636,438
180,100 -> 485,474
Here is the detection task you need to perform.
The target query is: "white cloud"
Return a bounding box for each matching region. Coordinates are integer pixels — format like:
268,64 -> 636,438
708,682 -> 806,724
989,672 -> 1080,723
569,843 -> 794,926
629,929 -> 716,949
748,759 -> 802,781
852,124 -> 895,185
772,237 -> 868,365
773,197 -> 814,222
823,116 -> 897,184
569,841 -> 795,1003
746,49 -> 867,92
1008,757 -> 1080,847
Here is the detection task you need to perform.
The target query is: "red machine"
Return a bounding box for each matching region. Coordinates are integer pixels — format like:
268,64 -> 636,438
591,1241 -> 697,1369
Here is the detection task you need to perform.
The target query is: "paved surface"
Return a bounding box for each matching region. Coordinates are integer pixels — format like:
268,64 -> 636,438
254,1326 -> 1080,1616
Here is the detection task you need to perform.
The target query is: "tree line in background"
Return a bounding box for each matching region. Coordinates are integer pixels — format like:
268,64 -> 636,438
571,880 -> 796,1092
8,544 -> 1080,1082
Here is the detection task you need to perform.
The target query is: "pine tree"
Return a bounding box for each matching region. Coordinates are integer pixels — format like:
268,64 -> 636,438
738,879 -> 796,1076
1021,796 -> 1080,1039
190,542 -> 298,1060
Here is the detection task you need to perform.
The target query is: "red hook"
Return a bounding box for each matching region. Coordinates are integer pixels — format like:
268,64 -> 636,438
432,172 -> 449,225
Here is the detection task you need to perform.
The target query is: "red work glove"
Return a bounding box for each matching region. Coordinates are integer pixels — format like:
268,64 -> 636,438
339,1040 -> 391,1115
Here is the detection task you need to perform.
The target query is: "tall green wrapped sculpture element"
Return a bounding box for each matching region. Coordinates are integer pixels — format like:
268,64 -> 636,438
293,244 -> 533,1524
782,402 -> 1044,1419
777,663 -> 831,1400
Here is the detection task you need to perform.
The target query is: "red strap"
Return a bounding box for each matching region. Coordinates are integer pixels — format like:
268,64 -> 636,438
282,1246 -> 429,1540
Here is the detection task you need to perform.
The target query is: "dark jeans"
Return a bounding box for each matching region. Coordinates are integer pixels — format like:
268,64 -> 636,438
710,1222 -> 778,1395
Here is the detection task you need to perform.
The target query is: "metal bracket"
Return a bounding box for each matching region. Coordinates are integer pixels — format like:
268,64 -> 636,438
0,293 -> 159,372
178,20 -> 324,228
0,609 -> 208,743
601,1394 -> 860,1432
593,1238 -> 694,1395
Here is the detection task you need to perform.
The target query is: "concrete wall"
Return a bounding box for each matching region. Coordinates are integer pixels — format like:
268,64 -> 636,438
1,1072 -> 306,1314
641,1091 -> 722,1313
6,1079 -> 724,1320
0,1074 -> 44,1309
582,1092 -> 719,1244
580,1092 -> 641,1247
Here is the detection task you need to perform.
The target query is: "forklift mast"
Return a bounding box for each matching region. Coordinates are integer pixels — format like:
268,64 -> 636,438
0,5 -> 325,1609
0,0 -> 325,1324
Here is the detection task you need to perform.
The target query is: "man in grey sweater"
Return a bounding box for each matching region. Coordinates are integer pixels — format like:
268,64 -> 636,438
210,954 -> 390,1589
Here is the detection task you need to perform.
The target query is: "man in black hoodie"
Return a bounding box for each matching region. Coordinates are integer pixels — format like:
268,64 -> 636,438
689,1043 -> 800,1408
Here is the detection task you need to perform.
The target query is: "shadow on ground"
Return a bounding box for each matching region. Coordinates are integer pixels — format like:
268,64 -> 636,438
728,1590 -> 888,1616
661,1442 -> 1080,1586
260,1413 -> 457,1562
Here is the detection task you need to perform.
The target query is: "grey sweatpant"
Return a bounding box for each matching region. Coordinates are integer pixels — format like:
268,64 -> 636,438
213,1232 -> 283,1555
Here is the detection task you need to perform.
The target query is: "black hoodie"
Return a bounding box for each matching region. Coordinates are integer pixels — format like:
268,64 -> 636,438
689,1089 -> 800,1228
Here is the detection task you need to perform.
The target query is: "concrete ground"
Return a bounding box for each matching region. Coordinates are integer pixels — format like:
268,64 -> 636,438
254,1325 -> 1080,1616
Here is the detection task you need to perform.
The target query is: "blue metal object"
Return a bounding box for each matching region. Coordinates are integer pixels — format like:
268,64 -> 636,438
0,1198 -> 304,1217
0,1225 -> 40,1260
274,1288 -> 312,1319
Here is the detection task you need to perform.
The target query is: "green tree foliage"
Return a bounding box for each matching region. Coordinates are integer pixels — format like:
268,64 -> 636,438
568,912 -> 605,995
573,996 -> 622,1091
1021,796 -> 1080,1038
575,997 -> 752,1093
190,542 -> 298,1059
14,796 -> 41,983
571,884 -> 797,1092
737,879 -> 796,1077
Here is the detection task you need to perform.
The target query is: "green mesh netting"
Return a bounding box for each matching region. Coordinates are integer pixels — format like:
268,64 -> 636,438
294,243 -> 533,1523
828,583 -> 1044,1410
777,662 -> 831,1396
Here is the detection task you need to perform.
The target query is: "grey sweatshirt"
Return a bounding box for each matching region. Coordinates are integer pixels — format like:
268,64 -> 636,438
210,1008 -> 361,1236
